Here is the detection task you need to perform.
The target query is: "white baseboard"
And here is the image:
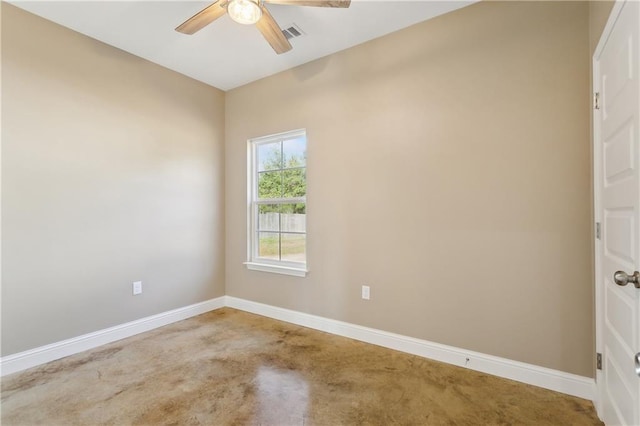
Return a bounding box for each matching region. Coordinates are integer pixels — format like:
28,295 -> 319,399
0,297 -> 225,377
0,294 -> 596,403
225,296 -> 595,401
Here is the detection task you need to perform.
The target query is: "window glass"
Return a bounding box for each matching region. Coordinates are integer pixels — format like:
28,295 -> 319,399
257,142 -> 282,171
248,130 -> 307,273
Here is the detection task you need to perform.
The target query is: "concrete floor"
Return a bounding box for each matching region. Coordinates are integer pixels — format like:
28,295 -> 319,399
1,308 -> 602,425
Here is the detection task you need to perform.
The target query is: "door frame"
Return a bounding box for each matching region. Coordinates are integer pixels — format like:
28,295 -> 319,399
592,0 -> 632,418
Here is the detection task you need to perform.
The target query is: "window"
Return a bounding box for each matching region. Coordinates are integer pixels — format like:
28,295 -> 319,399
245,129 -> 307,276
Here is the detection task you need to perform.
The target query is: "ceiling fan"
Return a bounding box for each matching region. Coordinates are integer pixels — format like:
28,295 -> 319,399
175,0 -> 351,55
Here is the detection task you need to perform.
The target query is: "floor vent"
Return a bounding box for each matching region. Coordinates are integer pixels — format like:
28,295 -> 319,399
282,24 -> 305,40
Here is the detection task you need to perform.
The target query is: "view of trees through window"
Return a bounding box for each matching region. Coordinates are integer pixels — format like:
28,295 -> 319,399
255,136 -> 306,263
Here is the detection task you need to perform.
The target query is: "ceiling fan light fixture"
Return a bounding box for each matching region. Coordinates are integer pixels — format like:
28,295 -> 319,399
228,0 -> 262,25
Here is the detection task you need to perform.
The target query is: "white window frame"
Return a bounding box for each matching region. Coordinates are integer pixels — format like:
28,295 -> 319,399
244,129 -> 308,277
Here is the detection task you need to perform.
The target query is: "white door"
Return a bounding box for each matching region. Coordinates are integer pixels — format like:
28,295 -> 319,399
594,1 -> 640,425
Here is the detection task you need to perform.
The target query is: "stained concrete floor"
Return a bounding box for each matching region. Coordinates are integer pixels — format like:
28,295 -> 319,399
2,308 -> 602,425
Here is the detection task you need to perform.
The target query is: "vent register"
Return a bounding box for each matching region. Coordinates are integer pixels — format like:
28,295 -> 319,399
281,23 -> 304,40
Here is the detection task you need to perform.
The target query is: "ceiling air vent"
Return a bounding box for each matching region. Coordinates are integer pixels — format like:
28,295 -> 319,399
282,23 -> 305,40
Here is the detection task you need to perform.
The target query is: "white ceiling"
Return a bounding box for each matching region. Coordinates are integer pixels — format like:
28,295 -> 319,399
8,0 -> 475,91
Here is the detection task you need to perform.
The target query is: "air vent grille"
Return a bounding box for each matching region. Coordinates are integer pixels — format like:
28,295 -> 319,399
282,23 -> 305,40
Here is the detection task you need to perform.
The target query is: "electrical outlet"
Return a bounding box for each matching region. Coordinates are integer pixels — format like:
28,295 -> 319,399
362,285 -> 370,300
133,281 -> 142,296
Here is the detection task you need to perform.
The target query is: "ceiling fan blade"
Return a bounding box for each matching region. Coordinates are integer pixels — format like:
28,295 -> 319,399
264,0 -> 350,7
176,2 -> 227,35
255,6 -> 292,55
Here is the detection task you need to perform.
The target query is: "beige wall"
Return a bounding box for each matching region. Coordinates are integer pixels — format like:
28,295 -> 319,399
226,1 -> 593,376
1,5 -> 226,356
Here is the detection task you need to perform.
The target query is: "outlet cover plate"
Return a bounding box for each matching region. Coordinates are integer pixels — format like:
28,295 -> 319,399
362,285 -> 370,300
133,281 -> 142,295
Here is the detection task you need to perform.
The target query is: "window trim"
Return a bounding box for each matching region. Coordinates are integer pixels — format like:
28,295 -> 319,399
245,128 -> 308,277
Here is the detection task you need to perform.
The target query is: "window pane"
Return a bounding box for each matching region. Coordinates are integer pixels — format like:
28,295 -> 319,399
280,204 -> 305,233
281,233 -> 306,263
283,137 -> 306,169
258,232 -> 279,260
258,171 -> 282,198
257,142 -> 282,171
258,205 -> 279,232
282,168 -> 306,198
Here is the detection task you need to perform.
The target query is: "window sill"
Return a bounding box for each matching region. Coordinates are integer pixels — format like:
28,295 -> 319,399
244,262 -> 308,277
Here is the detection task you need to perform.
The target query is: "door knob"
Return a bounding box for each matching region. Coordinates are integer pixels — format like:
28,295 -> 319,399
613,271 -> 640,288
